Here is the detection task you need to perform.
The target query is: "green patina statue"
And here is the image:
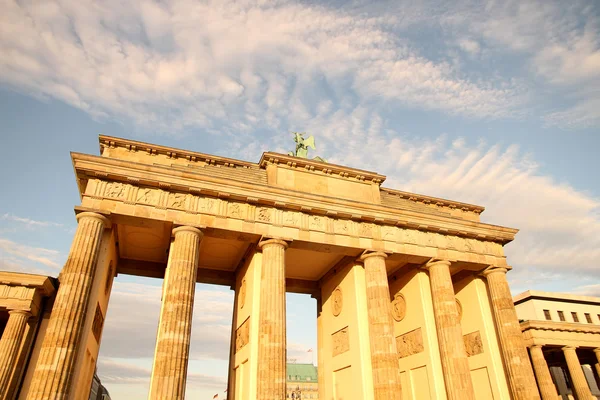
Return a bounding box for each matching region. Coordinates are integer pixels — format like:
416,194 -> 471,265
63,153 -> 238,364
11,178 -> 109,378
288,132 -> 327,162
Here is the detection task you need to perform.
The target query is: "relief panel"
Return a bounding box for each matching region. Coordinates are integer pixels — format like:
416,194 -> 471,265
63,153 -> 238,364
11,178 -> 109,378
235,317 -> 250,353
464,331 -> 483,357
332,326 -> 350,357
396,328 -> 424,359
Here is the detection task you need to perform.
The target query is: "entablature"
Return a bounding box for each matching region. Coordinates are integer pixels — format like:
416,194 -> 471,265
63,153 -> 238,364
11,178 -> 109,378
72,152 -> 517,245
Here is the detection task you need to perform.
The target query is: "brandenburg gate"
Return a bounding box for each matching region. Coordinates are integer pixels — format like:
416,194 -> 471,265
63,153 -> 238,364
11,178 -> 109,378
9,135 -> 542,399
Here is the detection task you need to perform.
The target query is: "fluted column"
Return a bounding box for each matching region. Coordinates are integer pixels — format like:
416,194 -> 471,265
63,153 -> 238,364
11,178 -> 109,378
483,267 -> 541,400
593,349 -> 600,385
0,310 -> 31,399
529,345 -> 558,400
149,226 -> 203,400
360,251 -> 402,400
562,346 -> 593,400
256,239 -> 288,400
423,259 -> 475,400
27,212 -> 110,400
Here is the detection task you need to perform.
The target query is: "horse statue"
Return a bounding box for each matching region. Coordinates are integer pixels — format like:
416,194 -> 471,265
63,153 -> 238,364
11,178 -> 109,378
288,132 -> 327,162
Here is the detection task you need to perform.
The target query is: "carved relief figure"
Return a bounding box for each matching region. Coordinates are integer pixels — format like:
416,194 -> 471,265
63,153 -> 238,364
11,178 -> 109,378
105,182 -> 125,199
239,279 -> 247,309
334,220 -> 349,234
283,211 -> 299,226
310,216 -> 324,231
228,203 -> 243,219
391,293 -> 406,322
136,188 -> 155,204
331,287 -> 343,317
464,331 -> 483,357
235,318 -> 250,352
256,207 -> 271,222
198,198 -> 215,213
382,226 -> 397,241
359,223 -> 373,237
396,328 -> 424,359
168,193 -> 187,209
332,327 -> 350,356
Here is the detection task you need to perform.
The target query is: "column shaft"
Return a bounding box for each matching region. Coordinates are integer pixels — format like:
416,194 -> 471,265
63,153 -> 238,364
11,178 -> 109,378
562,346 -> 593,400
27,212 -> 109,400
424,260 -> 475,400
483,267 -> 541,400
594,349 -> 600,386
361,251 -> 402,400
529,345 -> 558,400
149,226 -> 202,400
0,310 -> 31,399
256,239 -> 288,400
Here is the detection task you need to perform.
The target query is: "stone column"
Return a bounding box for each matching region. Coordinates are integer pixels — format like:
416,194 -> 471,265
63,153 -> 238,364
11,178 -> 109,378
593,349 -> 600,385
149,226 -> 203,400
359,251 -> 402,400
0,310 -> 31,398
422,259 -> 475,400
482,267 -> 541,400
27,212 -> 110,400
256,239 -> 288,400
562,346 -> 593,400
529,345 -> 558,400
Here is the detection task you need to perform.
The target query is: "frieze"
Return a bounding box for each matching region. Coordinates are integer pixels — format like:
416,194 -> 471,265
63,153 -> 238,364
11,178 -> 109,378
332,326 -> 350,357
463,331 -> 483,357
396,328 -> 424,359
87,180 -> 506,258
235,317 -> 250,353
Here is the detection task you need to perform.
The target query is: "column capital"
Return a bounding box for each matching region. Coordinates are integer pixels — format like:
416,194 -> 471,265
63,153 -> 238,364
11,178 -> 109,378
258,238 -> 289,250
481,266 -> 508,277
530,344 -> 544,350
421,258 -> 451,271
172,225 -> 204,238
594,348 -> 600,355
562,345 -> 578,351
358,250 -> 387,262
8,309 -> 31,318
76,211 -> 111,229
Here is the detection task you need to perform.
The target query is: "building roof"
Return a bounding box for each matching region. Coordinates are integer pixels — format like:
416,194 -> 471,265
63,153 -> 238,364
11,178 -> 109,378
513,290 -> 600,306
286,363 -> 318,382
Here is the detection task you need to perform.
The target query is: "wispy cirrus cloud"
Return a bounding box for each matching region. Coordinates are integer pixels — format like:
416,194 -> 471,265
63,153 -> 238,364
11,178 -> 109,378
0,237 -> 62,271
1,213 -> 64,229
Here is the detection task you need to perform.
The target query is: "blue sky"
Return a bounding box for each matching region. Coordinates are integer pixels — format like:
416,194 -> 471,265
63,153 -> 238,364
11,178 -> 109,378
0,0 -> 599,398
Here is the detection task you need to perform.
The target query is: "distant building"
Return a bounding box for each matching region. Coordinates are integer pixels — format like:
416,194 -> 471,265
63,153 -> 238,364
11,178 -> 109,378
286,363 -> 318,399
88,369 -> 112,400
515,290 -> 600,399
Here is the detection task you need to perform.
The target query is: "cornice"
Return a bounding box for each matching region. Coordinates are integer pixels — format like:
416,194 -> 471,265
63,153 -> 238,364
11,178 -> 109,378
381,187 -> 484,215
99,135 -> 255,169
259,152 -> 386,185
520,320 -> 600,335
72,152 -> 518,243
0,271 -> 57,296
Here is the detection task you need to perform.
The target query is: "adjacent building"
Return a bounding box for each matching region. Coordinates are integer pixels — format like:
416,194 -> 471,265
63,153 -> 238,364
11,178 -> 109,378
286,363 -> 319,399
515,290 -> 600,399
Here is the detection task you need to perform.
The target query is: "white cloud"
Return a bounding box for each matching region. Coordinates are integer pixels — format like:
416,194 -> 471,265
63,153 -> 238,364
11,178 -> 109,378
0,0 -> 526,135
1,213 -> 64,229
0,238 -> 62,270
312,112 -> 600,278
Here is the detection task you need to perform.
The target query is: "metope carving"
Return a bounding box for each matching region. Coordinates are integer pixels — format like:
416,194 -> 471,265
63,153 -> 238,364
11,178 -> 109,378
228,203 -> 244,219
332,326 -> 350,357
463,331 -> 483,357
239,279 -> 247,309
92,304 -> 104,343
136,187 -> 156,205
283,211 -> 300,226
391,293 -> 406,322
198,197 -> 216,214
168,193 -> 187,209
256,207 -> 272,222
235,317 -> 250,353
331,287 -> 343,317
105,182 -> 125,200
396,328 -> 424,359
